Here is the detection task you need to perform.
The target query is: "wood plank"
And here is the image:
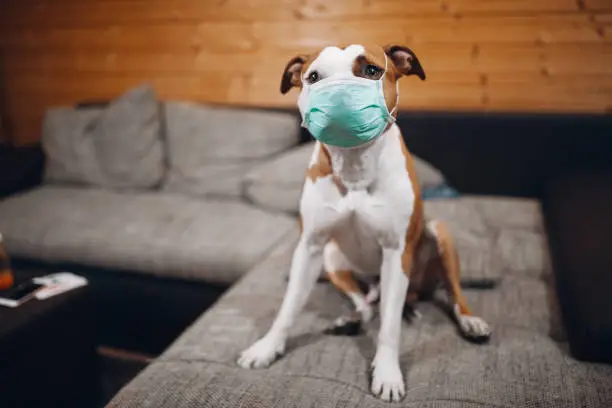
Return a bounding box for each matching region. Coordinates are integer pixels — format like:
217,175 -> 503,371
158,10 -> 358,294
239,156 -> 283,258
251,16 -> 603,51
1,15 -> 603,54
484,72 -> 612,114
0,0 -> 468,31
582,0 -> 612,11
0,23 -> 255,52
2,44 -> 475,75
2,51 -> 290,75
593,13 -> 612,25
3,0 -> 582,29
475,44 -> 543,73
486,72 -> 612,89
486,84 -> 611,113
3,73 -> 246,104
444,0 -> 579,14
410,44 -> 476,72
1,0 -> 298,27
544,43 -> 612,74
476,43 -> 612,75
2,42 -> 592,80
399,83 -> 486,110
0,1 -> 604,30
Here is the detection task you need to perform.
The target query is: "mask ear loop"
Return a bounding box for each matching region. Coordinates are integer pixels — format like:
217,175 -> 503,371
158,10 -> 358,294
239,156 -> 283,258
382,54 -> 400,118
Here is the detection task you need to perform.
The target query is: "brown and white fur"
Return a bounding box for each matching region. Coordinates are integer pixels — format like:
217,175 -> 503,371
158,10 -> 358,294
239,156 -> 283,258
237,44 -> 491,402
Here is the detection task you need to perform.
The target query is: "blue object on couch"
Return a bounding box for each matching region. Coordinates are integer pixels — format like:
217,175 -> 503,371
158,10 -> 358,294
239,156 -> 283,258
421,183 -> 460,200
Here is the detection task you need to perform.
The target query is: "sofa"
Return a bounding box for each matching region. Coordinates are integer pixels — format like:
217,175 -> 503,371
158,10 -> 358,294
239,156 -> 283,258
1,84 -> 611,407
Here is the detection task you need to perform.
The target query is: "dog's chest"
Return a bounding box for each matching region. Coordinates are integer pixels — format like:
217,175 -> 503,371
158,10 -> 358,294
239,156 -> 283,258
327,183 -> 412,273
323,135 -> 415,274
301,127 -> 416,274
330,146 -> 379,191
331,194 -> 387,275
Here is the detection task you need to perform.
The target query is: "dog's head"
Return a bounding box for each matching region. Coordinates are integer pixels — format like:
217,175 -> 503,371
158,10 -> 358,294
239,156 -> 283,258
280,44 -> 425,116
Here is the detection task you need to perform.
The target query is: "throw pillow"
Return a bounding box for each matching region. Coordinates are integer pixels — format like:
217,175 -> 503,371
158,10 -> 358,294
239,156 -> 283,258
43,84 -> 164,189
162,102 -> 300,199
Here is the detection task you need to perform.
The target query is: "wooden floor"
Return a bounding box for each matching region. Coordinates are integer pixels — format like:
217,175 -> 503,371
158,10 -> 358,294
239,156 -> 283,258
1,0 -> 611,145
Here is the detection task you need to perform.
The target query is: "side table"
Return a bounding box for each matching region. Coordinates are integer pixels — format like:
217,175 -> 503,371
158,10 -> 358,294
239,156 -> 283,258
0,271 -> 98,408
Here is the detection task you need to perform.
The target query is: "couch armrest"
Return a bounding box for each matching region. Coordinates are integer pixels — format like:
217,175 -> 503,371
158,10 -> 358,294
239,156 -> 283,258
0,144 -> 44,199
543,172 -> 612,364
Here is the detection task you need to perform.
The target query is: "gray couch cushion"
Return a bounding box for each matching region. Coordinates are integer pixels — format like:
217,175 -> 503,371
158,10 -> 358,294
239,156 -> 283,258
107,226 -> 612,408
243,141 -> 452,214
42,84 -> 164,189
0,186 -> 295,285
162,102 -> 300,199
425,196 -> 550,282
243,142 -> 312,214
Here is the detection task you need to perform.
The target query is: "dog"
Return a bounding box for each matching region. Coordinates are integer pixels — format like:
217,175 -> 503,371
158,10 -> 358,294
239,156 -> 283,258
237,44 -> 492,402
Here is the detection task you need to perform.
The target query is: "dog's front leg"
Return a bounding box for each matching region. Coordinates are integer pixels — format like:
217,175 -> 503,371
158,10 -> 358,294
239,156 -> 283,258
371,246 -> 410,402
238,235 -> 324,369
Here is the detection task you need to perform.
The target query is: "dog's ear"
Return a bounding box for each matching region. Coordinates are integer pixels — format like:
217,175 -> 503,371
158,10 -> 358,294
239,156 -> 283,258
280,55 -> 309,94
383,45 -> 425,81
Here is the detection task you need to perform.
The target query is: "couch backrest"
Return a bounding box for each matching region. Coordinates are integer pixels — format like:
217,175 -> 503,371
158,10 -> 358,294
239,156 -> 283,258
161,101 -> 300,199
39,84 -> 302,199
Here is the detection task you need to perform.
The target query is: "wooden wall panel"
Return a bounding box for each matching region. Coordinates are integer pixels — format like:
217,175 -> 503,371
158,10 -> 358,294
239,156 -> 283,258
0,0 -> 611,145
0,115 -> 5,143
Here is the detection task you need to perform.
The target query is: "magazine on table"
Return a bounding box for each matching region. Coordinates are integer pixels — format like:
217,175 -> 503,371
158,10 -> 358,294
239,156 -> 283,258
0,272 -> 88,308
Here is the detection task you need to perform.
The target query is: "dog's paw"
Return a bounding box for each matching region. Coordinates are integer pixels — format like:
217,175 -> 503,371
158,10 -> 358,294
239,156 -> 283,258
403,305 -> 422,323
454,305 -> 492,341
324,314 -> 363,336
360,303 -> 374,323
237,336 -> 285,369
459,315 -> 491,339
371,349 -> 405,402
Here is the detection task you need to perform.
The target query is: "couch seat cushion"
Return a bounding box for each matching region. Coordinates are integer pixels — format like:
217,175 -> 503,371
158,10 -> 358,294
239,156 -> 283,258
425,195 -> 550,282
107,227 -> 612,408
0,186 -> 295,285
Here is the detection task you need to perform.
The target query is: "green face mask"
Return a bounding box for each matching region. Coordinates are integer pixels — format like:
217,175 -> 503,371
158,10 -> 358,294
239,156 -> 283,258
298,58 -> 398,148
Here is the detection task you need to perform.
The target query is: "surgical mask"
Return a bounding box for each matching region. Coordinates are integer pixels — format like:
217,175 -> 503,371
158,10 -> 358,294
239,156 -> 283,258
298,55 -> 398,148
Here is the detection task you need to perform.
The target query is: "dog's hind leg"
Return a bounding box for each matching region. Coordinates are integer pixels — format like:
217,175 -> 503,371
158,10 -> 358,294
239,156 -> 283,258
429,220 -> 492,341
324,241 -> 373,335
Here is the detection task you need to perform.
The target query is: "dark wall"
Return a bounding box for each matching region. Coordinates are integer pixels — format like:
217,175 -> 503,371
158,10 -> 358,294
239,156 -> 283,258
395,111 -> 612,198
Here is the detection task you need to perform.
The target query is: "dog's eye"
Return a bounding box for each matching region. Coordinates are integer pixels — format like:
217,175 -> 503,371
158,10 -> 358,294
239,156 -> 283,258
307,71 -> 320,83
364,64 -> 382,78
